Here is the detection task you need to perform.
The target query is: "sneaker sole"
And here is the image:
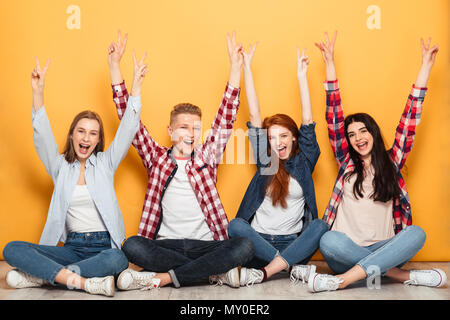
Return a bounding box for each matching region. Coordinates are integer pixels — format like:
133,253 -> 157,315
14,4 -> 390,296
106,276 -> 115,297
432,268 -> 447,288
307,272 -> 318,293
239,268 -> 247,287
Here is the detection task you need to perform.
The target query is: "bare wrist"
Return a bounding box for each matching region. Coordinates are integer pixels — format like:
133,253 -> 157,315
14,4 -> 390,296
109,61 -> 121,69
131,85 -> 141,97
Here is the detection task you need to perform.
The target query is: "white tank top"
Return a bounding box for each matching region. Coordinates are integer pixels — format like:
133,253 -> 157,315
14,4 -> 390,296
65,184 -> 107,233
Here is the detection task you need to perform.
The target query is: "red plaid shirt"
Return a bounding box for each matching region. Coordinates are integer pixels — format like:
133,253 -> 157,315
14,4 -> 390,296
112,82 -> 240,240
322,80 -> 427,234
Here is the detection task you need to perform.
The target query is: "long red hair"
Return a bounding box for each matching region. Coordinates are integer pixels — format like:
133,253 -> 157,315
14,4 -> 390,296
262,114 -> 300,208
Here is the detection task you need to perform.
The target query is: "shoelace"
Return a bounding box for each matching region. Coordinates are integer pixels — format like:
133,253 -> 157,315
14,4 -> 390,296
290,267 -> 308,285
245,269 -> 263,287
17,272 -> 43,287
403,279 -> 417,286
210,278 -> 224,287
209,274 -> 223,286
323,276 -> 344,290
138,278 -> 160,291
86,278 -> 110,295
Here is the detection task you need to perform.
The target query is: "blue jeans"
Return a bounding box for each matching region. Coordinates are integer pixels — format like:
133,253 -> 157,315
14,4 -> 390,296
319,225 -> 426,275
227,218 -> 329,268
3,231 -> 129,285
121,236 -> 254,288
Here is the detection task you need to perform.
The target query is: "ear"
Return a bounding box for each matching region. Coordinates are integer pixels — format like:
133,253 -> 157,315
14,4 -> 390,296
167,125 -> 173,137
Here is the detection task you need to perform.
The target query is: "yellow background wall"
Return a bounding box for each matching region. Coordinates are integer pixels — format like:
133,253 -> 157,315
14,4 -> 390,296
0,0 -> 448,261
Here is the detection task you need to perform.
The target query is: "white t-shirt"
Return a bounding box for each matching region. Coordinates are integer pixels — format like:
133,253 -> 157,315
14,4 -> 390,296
65,184 -> 107,233
157,158 -> 214,240
251,176 -> 305,235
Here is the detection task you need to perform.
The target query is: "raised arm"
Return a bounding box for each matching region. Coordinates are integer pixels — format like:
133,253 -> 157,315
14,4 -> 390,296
415,37 -> 439,87
108,30 -> 127,86
390,37 -> 438,169
226,31 -> 243,88
315,31 -> 337,81
297,48 -> 313,125
200,32 -> 242,167
104,52 -> 146,171
31,58 -> 62,180
31,57 -> 50,111
296,48 -> 320,170
242,42 -> 262,127
315,31 -> 348,165
108,30 -> 161,169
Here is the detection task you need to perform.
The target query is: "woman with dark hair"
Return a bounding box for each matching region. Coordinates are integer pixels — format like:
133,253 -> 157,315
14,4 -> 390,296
3,51 -> 147,297
227,44 -> 328,286
308,31 -> 447,292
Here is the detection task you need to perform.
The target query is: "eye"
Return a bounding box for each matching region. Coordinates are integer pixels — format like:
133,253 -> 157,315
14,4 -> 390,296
348,133 -> 355,138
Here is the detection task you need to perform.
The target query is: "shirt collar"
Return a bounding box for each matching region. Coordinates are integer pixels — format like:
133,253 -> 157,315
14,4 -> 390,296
71,153 -> 97,168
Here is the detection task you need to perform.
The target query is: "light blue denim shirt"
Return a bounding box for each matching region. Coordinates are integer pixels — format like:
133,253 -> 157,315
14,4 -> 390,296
32,96 -> 141,249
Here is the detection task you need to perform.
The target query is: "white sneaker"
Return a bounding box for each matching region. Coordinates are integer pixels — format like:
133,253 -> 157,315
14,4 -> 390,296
404,268 -> 447,288
290,264 -> 317,284
6,270 -> 46,289
209,267 -> 240,288
239,267 -> 264,287
308,272 -> 344,293
84,276 -> 115,297
117,268 -> 160,291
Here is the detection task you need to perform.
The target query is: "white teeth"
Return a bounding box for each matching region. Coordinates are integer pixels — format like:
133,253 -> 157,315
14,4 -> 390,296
357,142 -> 367,148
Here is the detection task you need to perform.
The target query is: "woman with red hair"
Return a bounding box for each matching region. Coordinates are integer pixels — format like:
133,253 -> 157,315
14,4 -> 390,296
227,44 -> 328,286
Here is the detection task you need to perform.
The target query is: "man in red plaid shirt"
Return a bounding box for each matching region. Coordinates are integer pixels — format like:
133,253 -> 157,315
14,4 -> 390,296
106,31 -> 254,290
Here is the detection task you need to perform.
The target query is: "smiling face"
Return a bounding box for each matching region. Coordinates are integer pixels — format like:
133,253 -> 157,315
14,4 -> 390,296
268,124 -> 296,160
168,113 -> 202,158
346,121 -> 374,161
71,118 -> 101,164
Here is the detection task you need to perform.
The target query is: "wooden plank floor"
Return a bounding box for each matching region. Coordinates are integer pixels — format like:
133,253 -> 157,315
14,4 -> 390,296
0,260 -> 448,300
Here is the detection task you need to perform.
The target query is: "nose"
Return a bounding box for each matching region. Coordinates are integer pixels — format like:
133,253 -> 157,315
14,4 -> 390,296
81,133 -> 89,142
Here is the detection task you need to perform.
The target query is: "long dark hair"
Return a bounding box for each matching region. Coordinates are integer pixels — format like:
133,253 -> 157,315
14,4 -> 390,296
344,113 -> 401,202
63,110 -> 105,163
262,114 -> 300,208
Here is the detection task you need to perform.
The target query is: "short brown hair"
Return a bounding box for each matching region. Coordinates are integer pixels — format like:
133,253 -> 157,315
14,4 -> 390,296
62,110 -> 105,163
170,103 -> 202,125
